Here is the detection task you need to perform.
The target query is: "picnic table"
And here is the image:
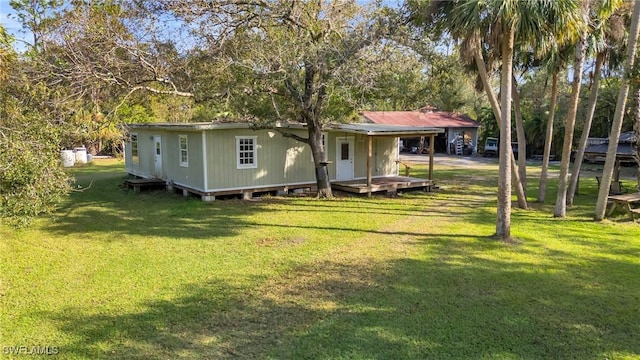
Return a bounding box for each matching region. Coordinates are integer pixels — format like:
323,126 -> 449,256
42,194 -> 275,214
607,192 -> 640,223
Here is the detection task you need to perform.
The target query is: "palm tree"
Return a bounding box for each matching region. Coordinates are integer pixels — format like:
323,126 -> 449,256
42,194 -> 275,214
512,79 -> 527,191
535,32 -> 579,204
496,21 -> 516,239
633,87 -> 640,191
466,33 -> 527,210
595,0 -> 640,220
411,0 -> 582,240
568,0 -> 626,205
554,0 -> 592,218
538,69 -> 560,203
567,51 -> 606,204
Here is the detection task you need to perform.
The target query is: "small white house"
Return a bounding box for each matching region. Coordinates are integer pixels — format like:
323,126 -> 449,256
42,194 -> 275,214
124,122 -> 443,200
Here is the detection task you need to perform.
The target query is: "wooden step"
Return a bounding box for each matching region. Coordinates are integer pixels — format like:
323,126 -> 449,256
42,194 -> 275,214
124,178 -> 166,192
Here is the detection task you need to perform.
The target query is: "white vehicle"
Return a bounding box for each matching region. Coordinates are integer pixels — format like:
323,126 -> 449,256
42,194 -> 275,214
484,137 -> 498,157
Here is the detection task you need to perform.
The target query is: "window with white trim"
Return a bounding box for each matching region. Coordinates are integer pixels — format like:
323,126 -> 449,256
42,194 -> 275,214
130,133 -> 139,165
236,136 -> 257,169
179,135 -> 188,167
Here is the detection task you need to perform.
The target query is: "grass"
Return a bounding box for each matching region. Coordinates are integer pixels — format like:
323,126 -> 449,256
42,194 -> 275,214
1,158 -> 639,359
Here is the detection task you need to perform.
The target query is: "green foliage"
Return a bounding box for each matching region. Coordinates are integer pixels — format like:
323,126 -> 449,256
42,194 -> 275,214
0,23 -> 70,227
476,107 -> 498,150
591,77 -> 639,137
148,96 -> 194,123
115,103 -> 154,124
362,44 -> 485,114
0,107 -> 71,228
517,68 -> 571,156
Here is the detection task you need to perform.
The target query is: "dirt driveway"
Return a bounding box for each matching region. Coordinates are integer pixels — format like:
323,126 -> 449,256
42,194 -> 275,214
400,153 -> 639,181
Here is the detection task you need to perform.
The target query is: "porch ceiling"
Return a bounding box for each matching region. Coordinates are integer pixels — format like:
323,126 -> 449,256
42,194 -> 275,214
327,123 -> 444,137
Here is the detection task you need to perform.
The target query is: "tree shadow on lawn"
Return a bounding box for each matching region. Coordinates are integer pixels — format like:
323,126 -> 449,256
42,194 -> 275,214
45,192 -> 495,241
239,190 -> 499,238
46,171 -> 274,239
275,239 -> 640,359
43,276 -> 324,359
45,235 -> 639,359
46,167 -> 500,240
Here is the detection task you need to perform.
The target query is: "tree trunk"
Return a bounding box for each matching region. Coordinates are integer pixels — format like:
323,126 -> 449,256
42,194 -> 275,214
512,80 -> 527,191
538,70 -> 559,203
418,136 -> 426,155
568,52 -> 605,205
554,2 -> 589,217
307,118 -> 333,198
472,38 -> 528,210
634,87 -> 640,191
595,0 -> 640,220
496,24 -> 515,241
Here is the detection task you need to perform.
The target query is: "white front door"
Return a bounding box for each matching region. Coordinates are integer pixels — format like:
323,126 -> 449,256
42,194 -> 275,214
335,137 -> 354,180
153,135 -> 162,178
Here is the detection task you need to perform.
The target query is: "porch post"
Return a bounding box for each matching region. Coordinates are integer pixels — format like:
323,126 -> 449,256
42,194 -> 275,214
367,135 -> 373,198
429,134 -> 435,181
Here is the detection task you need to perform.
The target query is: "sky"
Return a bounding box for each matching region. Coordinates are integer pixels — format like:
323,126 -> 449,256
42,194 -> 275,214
1,0 -> 31,51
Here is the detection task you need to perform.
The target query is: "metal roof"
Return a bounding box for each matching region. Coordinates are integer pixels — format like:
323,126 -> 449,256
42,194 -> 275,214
362,111 -> 481,128
126,121 -> 307,131
585,143 -> 636,158
584,132 -> 637,158
126,121 -> 443,136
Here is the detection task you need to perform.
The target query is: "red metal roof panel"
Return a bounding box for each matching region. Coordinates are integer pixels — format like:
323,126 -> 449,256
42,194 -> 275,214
362,111 -> 481,128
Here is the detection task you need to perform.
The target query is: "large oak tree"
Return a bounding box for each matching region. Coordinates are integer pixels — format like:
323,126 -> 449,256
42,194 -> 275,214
155,0 -> 397,198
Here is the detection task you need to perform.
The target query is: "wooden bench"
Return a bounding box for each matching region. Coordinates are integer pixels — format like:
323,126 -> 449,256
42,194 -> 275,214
607,193 -> 640,223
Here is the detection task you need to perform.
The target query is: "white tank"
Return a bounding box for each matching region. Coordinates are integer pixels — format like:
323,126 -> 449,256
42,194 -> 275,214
74,147 -> 87,164
60,150 -> 75,167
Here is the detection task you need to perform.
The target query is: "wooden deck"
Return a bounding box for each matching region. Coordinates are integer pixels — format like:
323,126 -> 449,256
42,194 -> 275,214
124,176 -> 432,199
332,176 -> 433,194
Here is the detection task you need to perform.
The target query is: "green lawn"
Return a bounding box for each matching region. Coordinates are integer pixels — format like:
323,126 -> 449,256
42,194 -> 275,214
1,159 -> 639,359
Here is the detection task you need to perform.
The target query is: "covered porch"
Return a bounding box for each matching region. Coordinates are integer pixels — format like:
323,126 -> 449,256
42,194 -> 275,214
327,123 -> 444,197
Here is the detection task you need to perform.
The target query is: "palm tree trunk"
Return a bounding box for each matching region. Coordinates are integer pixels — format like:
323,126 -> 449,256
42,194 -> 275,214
634,87 -> 640,191
512,80 -> 527,191
538,70 -> 559,203
496,23 -> 515,241
595,0 -> 640,220
472,39 -> 528,210
554,1 -> 589,217
568,52 -> 605,205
